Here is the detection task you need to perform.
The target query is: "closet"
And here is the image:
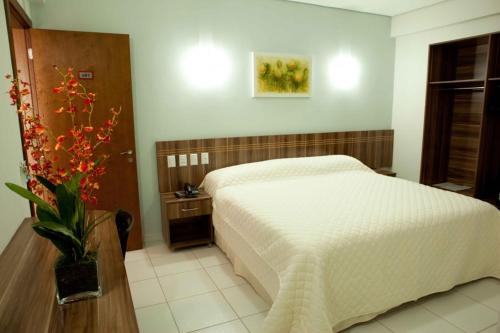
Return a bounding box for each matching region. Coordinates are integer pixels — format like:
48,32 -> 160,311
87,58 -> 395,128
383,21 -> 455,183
421,32 -> 500,205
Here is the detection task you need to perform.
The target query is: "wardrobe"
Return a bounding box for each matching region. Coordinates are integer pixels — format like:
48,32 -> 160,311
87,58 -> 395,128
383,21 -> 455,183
421,32 -> 500,205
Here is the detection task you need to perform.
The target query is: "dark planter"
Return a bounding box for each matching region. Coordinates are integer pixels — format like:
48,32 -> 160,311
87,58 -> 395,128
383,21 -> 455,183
55,254 -> 102,304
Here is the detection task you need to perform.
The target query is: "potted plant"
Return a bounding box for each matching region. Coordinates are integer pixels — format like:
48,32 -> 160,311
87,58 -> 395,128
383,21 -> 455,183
4,67 -> 120,304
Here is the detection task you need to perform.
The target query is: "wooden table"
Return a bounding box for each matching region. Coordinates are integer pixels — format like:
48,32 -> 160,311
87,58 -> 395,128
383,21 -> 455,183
0,212 -> 139,333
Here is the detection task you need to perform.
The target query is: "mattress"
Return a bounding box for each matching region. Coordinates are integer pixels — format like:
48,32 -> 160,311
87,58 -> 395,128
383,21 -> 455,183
202,155 -> 500,333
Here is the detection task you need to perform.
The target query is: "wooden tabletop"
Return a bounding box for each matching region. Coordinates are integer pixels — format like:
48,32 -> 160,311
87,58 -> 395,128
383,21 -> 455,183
0,212 -> 139,333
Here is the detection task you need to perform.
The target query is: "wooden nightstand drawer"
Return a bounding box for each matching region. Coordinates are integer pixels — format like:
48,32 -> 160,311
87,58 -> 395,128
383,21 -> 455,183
166,199 -> 212,219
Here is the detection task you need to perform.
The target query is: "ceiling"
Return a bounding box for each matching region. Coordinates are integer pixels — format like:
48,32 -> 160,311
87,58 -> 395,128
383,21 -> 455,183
286,0 -> 448,16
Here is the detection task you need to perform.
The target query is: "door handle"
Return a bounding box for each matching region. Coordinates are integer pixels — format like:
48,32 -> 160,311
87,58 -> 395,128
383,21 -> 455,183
120,149 -> 133,156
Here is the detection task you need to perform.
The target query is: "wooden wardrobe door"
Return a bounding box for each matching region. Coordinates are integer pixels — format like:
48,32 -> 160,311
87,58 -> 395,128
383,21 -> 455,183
30,29 -> 143,250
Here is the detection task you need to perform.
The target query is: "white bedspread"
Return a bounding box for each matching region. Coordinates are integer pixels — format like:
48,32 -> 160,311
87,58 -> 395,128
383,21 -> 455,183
202,155 -> 500,333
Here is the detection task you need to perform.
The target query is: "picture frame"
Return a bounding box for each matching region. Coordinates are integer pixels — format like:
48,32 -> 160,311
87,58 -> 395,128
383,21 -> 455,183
252,52 -> 312,98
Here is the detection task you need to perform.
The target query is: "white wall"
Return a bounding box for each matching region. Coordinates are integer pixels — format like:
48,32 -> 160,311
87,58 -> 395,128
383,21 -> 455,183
31,0 -> 395,243
0,3 -> 31,253
391,1 -> 500,181
17,0 -> 31,18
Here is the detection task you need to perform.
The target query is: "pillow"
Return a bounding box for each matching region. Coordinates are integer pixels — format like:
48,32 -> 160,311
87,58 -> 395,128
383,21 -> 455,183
201,155 -> 372,195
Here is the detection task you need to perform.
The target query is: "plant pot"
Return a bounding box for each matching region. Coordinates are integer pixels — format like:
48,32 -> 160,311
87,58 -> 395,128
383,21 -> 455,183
55,254 -> 102,304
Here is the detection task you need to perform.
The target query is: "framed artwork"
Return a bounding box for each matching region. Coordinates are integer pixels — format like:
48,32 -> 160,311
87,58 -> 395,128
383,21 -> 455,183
252,52 -> 312,97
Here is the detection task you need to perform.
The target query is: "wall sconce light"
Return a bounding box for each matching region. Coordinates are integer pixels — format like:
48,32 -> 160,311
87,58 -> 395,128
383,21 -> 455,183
328,53 -> 361,91
181,42 -> 231,90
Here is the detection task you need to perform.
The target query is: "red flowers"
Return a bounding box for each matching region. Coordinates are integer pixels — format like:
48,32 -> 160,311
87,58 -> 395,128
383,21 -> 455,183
6,67 -> 121,204
19,103 -> 30,112
67,106 -> 77,113
34,124 -> 45,135
55,135 -> 65,151
53,87 -> 64,94
67,79 -> 78,87
77,161 -> 89,173
96,133 -> 111,143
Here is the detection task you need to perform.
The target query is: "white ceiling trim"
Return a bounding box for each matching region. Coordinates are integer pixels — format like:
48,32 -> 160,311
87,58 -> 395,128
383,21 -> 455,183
391,0 -> 500,37
287,0 -> 448,17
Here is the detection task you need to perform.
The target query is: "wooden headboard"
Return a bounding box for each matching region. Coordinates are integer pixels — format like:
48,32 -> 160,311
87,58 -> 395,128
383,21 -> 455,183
156,129 -> 394,193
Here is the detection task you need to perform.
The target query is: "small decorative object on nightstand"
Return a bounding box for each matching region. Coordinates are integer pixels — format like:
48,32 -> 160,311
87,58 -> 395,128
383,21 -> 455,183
160,191 -> 213,250
374,167 -> 397,177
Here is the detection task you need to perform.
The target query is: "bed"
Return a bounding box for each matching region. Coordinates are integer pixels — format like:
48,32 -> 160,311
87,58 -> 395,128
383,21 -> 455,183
201,155 -> 500,333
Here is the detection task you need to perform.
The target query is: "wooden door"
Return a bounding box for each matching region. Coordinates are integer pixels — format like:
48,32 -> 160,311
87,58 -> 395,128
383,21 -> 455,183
30,29 -> 143,250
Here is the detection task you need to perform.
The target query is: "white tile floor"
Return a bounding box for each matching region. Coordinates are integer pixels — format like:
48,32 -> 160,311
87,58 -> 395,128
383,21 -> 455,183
126,243 -> 500,333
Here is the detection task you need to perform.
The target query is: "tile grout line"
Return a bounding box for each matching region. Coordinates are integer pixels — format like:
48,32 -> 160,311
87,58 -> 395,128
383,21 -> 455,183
128,275 -> 158,284
162,288 -> 220,303
240,310 -> 270,333
123,251 -> 149,264
456,287 -> 500,314
198,246 -> 271,329
133,300 -> 168,311
132,301 -> 166,311
145,245 -> 247,333
156,267 -> 205,279
198,252 -> 244,317
157,267 -> 208,279
205,263 -> 249,289
478,323 -> 497,332
202,248 -> 273,331
147,249 -> 183,333
127,254 -> 163,311
196,247 -> 252,332
417,303 -> 469,333
154,251 -> 234,302
133,247 -> 291,332
375,319 -> 396,333
150,248 -> 204,278
187,319 -> 244,333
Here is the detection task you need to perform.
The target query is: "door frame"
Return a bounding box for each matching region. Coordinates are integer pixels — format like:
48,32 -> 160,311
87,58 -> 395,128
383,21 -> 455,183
4,0 -> 32,79
4,0 -> 34,215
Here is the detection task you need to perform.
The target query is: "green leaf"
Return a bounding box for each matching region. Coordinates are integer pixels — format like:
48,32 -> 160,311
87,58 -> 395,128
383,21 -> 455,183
33,220 -> 81,246
67,173 -> 84,194
5,183 -> 58,217
35,176 -> 56,194
81,212 -> 112,249
32,224 -> 75,257
55,184 -> 76,229
75,199 -> 85,239
36,205 -> 60,224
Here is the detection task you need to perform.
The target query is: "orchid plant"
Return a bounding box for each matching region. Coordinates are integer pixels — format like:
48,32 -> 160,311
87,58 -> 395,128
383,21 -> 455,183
5,67 -> 120,262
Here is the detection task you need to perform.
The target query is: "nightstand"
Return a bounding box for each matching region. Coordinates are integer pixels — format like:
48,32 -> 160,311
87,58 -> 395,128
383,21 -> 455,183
374,168 -> 397,177
160,191 -> 213,250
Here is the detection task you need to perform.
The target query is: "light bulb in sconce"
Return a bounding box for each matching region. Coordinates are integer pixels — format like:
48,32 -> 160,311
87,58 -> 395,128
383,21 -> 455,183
181,42 -> 231,90
328,53 -> 361,90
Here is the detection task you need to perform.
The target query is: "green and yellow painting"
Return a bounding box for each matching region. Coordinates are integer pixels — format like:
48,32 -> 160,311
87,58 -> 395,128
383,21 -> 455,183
253,53 -> 311,97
